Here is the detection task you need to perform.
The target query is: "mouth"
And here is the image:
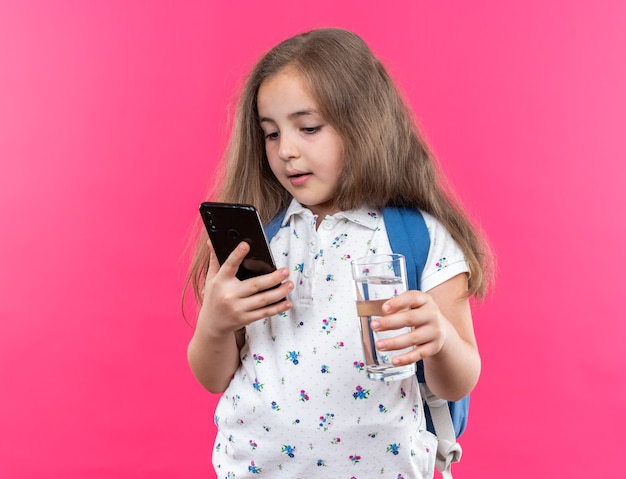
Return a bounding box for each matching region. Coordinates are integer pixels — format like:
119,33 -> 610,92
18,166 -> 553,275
286,170 -> 312,186
286,169 -> 309,178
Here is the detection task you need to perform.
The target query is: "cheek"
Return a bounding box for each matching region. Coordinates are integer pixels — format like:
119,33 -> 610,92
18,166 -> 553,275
329,136 -> 345,175
266,154 -> 283,180
331,149 -> 345,178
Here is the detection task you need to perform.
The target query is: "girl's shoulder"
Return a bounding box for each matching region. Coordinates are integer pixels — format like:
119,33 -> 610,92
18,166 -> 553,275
419,211 -> 469,291
418,210 -> 446,237
381,207 -> 468,291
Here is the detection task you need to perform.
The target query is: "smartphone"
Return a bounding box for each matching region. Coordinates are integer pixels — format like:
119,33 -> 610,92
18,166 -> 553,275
199,202 -> 277,282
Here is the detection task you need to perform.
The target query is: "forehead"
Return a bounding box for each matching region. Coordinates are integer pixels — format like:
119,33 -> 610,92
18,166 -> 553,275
257,69 -> 318,117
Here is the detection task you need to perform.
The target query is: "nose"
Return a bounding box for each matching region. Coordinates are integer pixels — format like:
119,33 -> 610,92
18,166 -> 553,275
278,132 -> 299,161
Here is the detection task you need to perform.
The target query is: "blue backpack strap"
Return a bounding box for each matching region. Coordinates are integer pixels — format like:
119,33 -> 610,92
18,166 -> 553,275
381,207 -> 429,292
446,396 -> 469,438
383,206 -> 469,438
263,211 -> 285,240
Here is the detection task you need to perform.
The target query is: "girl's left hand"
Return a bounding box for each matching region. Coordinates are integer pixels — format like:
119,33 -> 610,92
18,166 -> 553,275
371,274 -> 479,400
370,290 -> 451,365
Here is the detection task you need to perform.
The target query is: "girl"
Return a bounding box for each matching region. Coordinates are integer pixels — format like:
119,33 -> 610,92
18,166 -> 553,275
187,28 -> 492,479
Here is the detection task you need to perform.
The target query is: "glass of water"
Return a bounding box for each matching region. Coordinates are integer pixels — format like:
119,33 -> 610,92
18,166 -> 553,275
351,253 -> 416,382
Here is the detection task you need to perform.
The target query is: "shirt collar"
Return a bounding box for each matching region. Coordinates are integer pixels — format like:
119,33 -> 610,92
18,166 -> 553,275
281,199 -> 381,231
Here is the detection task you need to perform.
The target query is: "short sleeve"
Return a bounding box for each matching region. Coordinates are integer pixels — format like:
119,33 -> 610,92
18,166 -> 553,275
420,211 -> 469,292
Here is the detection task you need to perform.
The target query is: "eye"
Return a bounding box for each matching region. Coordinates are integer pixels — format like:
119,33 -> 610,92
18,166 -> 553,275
302,126 -> 321,134
265,131 -> 279,141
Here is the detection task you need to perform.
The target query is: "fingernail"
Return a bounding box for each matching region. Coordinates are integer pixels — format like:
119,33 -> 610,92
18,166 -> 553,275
370,321 -> 380,330
376,340 -> 386,350
382,303 -> 391,313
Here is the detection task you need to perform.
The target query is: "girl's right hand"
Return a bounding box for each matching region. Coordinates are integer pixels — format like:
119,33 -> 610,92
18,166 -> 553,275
197,240 -> 293,338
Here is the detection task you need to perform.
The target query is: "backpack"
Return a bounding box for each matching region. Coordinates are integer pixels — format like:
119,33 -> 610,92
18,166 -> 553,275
264,206 -> 468,479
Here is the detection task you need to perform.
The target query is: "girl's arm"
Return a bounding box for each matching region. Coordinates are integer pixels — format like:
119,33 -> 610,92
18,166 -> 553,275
374,273 -> 480,401
187,241 -> 293,393
421,274 -> 479,400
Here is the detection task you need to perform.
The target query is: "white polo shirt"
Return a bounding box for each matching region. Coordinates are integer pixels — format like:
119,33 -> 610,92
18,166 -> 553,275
212,199 -> 468,479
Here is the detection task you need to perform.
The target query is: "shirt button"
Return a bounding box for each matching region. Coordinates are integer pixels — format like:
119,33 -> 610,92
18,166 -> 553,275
323,221 -> 333,230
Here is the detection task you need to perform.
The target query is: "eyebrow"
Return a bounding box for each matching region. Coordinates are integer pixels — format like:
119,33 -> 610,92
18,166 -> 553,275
259,108 -> 320,124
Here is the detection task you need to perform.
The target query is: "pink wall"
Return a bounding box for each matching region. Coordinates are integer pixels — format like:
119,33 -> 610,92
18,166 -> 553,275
1,1 -> 625,477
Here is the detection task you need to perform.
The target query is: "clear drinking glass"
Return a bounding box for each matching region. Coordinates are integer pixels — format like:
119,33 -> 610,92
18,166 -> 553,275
351,253 -> 416,381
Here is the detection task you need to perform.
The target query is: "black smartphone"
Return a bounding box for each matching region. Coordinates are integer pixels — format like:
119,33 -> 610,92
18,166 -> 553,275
199,202 -> 277,281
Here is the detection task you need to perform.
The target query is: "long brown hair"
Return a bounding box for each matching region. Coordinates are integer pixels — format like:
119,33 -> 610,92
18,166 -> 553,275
185,28 -> 493,309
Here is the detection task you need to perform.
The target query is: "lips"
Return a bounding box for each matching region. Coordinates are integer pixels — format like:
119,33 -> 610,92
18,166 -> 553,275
286,170 -> 312,186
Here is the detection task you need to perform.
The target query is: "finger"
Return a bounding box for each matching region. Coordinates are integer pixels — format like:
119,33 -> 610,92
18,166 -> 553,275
235,281 -> 294,324
244,294 -> 294,323
375,324 -> 442,365
374,327 -> 418,355
248,279 -> 294,310
376,335 -> 426,366
244,267 -> 290,296
218,241 -> 250,278
396,341 -> 441,365
371,306 -> 424,333
376,335 -> 432,366
383,290 -> 429,315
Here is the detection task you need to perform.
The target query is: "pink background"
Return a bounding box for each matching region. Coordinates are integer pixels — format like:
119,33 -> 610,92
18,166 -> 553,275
1,1 -> 625,477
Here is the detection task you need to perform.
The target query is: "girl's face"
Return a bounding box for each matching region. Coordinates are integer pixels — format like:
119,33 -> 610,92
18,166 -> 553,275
257,68 -> 344,219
